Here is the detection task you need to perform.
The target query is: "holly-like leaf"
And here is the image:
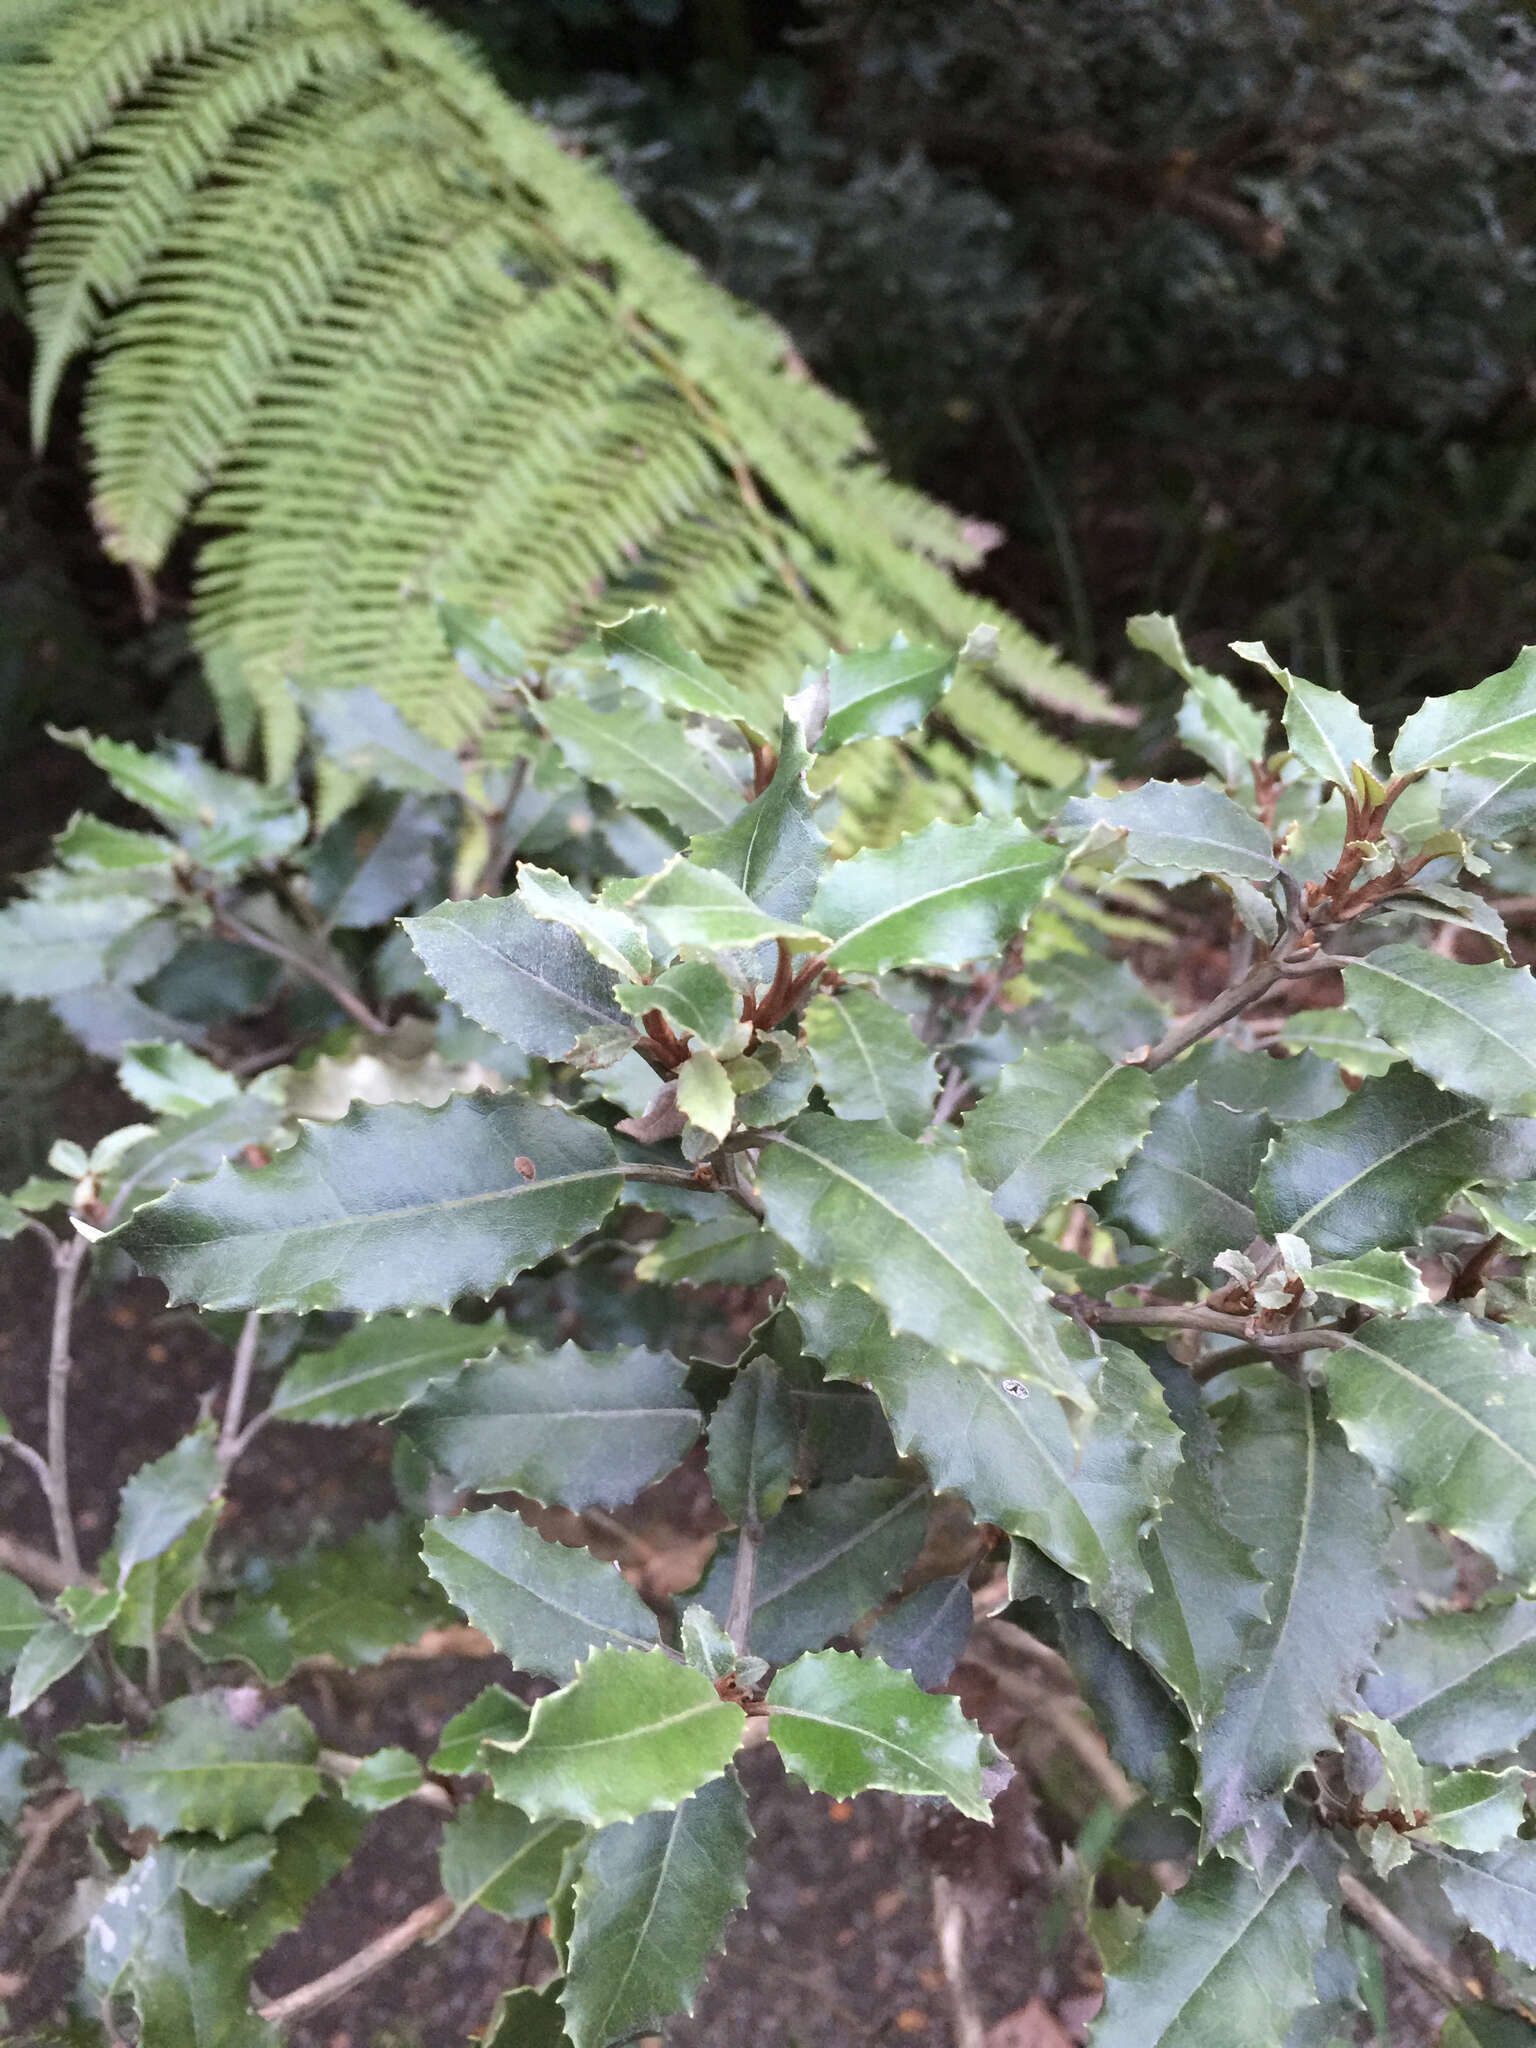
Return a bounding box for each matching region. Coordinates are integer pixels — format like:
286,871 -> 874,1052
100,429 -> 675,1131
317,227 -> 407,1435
1129,613 -> 1268,787
758,1112 -> 1090,1408
689,709 -> 827,925
614,960 -> 740,1051
110,1431 -> 222,1583
341,1746 -> 423,1811
1234,642 -> 1375,789
807,817 -> 1064,973
225,1796 -> 365,1954
115,1094 -> 624,1313
52,727 -> 307,870
561,1772 -> 752,2048
540,689 -> 745,834
129,1888 -> 277,2048
422,1507 -> 660,1680
1443,760 -> 1536,845
707,1356 -> 798,1528
118,1042 -> 240,1117
599,608 -> 760,733
399,1343 -> 699,1509
675,1045 -> 736,1141
816,636 -> 956,752
1255,1067 -> 1536,1257
1309,1249 -> 1428,1311
696,1478 -> 929,1664
790,1261 -> 1178,1638
0,1572 -> 46,1668
1424,1766 -> 1528,1852
803,989 -> 938,1137
1342,947 -> 1536,1116
1437,1842 -> 1536,1966
1275,1007 -> 1400,1078
516,863 -> 652,981
964,1039 -> 1159,1226
196,1519 -> 451,1681
1324,1313 -> 1536,1581
62,1695 -> 320,1840
767,1648 -> 990,1816
403,897 -> 629,1059
1092,1847 -> 1328,2048
1392,649 -> 1536,774
9,1619 -> 92,1714
1060,781 -> 1278,884
107,1093 -> 287,1209
0,893 -> 167,999
1364,1596 -> 1536,1766
270,1313 -> 505,1426
431,1685 -> 532,1775
624,855 -> 828,953
441,1793 -> 585,1922
1100,1086 -> 1268,1273
866,1576 -> 974,1692
1197,1378 -> 1394,1847
484,1647 -> 744,1827
1189,1040 -> 1347,1123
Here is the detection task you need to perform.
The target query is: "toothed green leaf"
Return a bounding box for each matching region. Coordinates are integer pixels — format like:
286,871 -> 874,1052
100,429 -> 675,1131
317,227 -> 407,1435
600,607 -> 766,735
1061,780 -> 1278,884
62,1695 -> 320,1840
516,863 -> 652,980
816,636 -> 956,752
1100,1085 -> 1268,1274
1129,614 -> 1268,787
1392,649 -> 1536,773
1343,947 -> 1536,1116
706,1356 -> 798,1527
403,897 -> 630,1059
803,988 -> 938,1136
964,1038 -> 1159,1226
1234,643 -> 1375,789
767,1648 -> 990,1816
270,1313 -> 505,1426
1365,1596 -> 1536,1766
440,1794 -> 585,1921
540,689 -> 746,834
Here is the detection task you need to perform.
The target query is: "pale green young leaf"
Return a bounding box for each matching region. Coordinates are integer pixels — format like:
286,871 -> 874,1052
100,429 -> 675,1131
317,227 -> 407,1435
51,728 -> 307,869
561,1773 -> 752,2048
441,1793 -> 585,1923
516,863 -> 651,980
1437,1842 -> 1536,1966
808,817 -> 1064,973
0,1572 -> 46,1669
614,960 -> 741,1051
541,689 -> 745,834
1275,1007 -> 1400,1078
1342,947 -> 1536,1116
1392,648 -> 1536,773
963,1039 -> 1158,1226
341,1746 -> 424,1812
1060,781 -> 1278,884
403,897 -> 630,1059
789,1262 -> 1177,1637
696,1478 -> 929,1664
803,989 -> 938,1137
767,1648 -> 990,1817
625,855 -> 829,953
1100,1086 -> 1268,1273
1325,1313 -> 1536,1580
111,1431 -> 222,1582
1423,1766 -> 1528,1852
689,709 -> 827,925
118,1042 -> 240,1117
8,1620 -> 92,1714
485,1648 -> 744,1828
1309,1249 -> 1428,1311
1255,1067 -> 1536,1257
1092,1849 -> 1328,2048
1233,641 -> 1375,789
1343,1710 -> 1430,1817
1197,1379 -> 1394,1847
421,1507 -> 660,1681
114,1094 -> 624,1314
817,636 -> 956,752
758,1112 -> 1090,1409
195,1519 -> 451,1681
55,812 -> 177,872
680,1605 -> 744,1684
707,1356 -> 798,1527
1128,613 -> 1269,786
400,1343 -> 698,1509
675,1045 -> 736,1141
270,1313 -> 505,1426
430,1685 -> 532,1775
1364,1596 -> 1536,1765
0,1196 -> 25,1241
62,1695 -> 320,1840
599,607 -> 760,733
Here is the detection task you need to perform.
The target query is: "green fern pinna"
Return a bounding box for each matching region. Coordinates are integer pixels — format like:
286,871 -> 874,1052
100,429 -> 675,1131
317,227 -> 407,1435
0,0 -> 1119,820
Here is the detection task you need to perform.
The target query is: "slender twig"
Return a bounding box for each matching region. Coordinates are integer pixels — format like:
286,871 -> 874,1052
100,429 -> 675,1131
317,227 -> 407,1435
930,1873 -> 986,2048
724,1520 -> 761,1656
219,1310 -> 262,1466
620,1161 -> 764,1221
1138,946 -> 1297,1073
211,902 -> 390,1036
254,1894 -> 456,2023
1448,1233 -> 1505,1303
45,1237 -> 87,1581
0,1433 -> 53,1494
0,1790 -> 83,1927
1339,1870 -> 1483,2013
1050,1295 -> 1348,1355
0,1533 -> 80,1594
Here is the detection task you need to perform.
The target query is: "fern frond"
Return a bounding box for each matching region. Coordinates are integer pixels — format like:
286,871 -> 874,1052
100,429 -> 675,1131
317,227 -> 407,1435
4,0 -> 1127,786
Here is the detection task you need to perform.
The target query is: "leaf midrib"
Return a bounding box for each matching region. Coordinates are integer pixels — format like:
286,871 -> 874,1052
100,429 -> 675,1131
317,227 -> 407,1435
1348,955 -> 1536,1093
821,844 -> 1053,963
1334,1330 -> 1536,1484
1283,1104 -> 1480,1238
